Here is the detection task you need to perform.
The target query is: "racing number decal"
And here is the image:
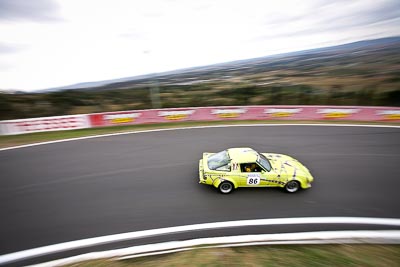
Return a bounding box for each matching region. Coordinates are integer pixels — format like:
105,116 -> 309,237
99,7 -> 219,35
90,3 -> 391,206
248,177 -> 260,185
247,173 -> 260,185
232,163 -> 239,170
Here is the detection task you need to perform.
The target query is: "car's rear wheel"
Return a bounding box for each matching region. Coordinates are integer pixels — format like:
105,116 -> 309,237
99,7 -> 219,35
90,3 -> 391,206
285,180 -> 300,193
219,181 -> 234,194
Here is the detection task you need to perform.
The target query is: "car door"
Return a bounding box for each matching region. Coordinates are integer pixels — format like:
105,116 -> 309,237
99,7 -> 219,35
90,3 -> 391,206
239,163 -> 268,187
261,167 -> 282,187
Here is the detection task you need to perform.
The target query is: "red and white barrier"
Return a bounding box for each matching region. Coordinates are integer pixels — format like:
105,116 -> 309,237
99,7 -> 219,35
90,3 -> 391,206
88,106 -> 400,127
1,106 -> 399,135
0,115 -> 90,135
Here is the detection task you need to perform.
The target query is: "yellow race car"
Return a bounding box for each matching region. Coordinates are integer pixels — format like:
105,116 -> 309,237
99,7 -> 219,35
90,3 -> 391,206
199,148 -> 313,194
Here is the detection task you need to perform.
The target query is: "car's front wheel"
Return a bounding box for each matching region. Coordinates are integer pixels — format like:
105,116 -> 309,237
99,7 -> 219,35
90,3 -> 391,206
219,181 -> 234,194
284,180 -> 300,193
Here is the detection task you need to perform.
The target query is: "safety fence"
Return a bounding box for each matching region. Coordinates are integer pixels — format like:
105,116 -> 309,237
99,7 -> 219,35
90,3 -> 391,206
1,217 -> 400,266
1,105 -> 400,135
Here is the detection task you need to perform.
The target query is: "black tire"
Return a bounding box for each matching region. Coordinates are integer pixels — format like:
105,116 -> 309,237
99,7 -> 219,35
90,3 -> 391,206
219,181 -> 234,194
284,180 -> 300,193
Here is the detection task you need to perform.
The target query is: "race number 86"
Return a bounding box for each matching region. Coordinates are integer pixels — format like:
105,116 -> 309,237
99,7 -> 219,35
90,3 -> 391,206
247,176 -> 260,185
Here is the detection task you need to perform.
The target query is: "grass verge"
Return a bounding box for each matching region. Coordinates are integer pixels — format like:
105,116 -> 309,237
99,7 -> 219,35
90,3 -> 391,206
64,244 -> 400,267
0,120 -> 399,149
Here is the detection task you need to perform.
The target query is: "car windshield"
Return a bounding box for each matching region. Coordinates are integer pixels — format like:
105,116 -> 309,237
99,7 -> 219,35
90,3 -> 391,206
207,150 -> 230,170
256,153 -> 272,172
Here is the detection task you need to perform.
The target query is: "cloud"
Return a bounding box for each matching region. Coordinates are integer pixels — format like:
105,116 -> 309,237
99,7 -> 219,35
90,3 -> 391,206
365,0 -> 400,23
0,0 -> 61,22
315,0 -> 400,28
253,0 -> 400,42
0,61 -> 12,70
0,43 -> 25,54
120,30 -> 148,40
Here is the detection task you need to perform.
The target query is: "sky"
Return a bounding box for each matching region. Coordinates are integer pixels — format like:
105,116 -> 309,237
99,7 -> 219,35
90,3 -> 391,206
0,0 -> 399,92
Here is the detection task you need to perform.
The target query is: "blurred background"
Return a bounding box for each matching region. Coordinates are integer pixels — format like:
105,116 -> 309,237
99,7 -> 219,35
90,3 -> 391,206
0,0 -> 399,120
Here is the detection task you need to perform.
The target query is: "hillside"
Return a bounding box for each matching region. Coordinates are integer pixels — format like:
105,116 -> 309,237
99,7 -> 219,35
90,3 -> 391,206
1,37 -> 400,120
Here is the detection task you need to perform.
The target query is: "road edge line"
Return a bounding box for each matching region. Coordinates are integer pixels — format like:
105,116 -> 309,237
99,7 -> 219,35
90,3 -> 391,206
1,123 -> 399,151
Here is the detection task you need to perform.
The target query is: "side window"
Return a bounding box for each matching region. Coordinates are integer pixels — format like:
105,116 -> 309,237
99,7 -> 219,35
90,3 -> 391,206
240,163 -> 262,173
216,163 -> 231,172
208,150 -> 230,171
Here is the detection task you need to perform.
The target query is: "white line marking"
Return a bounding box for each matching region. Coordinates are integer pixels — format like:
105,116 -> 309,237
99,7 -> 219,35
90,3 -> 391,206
1,123 -> 399,152
27,230 -> 400,267
1,217 -> 400,265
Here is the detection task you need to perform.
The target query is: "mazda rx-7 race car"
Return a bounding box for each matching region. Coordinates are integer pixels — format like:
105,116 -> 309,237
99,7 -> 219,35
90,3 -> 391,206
199,148 -> 313,194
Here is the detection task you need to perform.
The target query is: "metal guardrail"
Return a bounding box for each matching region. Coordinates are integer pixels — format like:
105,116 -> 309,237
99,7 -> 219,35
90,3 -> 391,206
29,230 -> 400,267
1,217 -> 400,266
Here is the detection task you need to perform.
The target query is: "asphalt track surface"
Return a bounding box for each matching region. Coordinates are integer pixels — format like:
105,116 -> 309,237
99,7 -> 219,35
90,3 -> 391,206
1,125 -> 400,260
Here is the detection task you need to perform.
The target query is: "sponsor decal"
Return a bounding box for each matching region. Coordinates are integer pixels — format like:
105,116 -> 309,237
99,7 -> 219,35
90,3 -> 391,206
317,108 -> 359,119
264,108 -> 303,117
283,161 -> 297,178
211,108 -> 247,118
14,117 -> 86,132
265,179 -> 285,185
247,173 -> 260,185
284,162 -> 293,167
376,110 -> 400,120
158,110 -> 195,120
104,113 -> 141,124
232,163 -> 239,170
